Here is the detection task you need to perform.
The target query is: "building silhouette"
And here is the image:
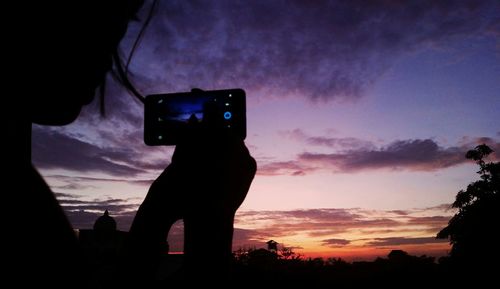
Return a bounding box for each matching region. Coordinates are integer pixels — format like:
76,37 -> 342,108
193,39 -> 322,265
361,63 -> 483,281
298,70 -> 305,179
266,240 -> 278,252
78,210 -> 128,285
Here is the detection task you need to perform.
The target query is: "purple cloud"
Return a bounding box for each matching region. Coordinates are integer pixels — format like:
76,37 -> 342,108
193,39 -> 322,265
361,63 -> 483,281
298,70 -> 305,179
407,216 -> 451,226
32,127 -> 169,176
32,127 -> 142,175
54,192 -> 82,199
299,139 -> 465,172
257,161 -> 311,176
257,136 -> 500,175
48,175 -> 155,187
125,0 -> 497,101
322,238 -> 351,247
299,138 -> 500,173
366,237 -> 449,247
67,209 -> 137,232
235,207 -> 451,242
58,195 -> 139,230
280,129 -> 375,150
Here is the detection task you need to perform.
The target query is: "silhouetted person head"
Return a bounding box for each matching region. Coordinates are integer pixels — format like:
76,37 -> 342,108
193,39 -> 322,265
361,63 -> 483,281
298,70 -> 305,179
16,2 -> 146,288
27,0 -> 144,125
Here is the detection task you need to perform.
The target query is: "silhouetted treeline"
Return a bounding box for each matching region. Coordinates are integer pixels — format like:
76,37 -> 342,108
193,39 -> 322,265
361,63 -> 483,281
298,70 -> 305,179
436,144 -> 499,283
81,243 -> 496,288
228,248 -> 451,287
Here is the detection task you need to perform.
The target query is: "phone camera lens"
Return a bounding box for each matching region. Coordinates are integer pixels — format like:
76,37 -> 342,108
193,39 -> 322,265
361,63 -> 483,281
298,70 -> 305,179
224,111 -> 232,120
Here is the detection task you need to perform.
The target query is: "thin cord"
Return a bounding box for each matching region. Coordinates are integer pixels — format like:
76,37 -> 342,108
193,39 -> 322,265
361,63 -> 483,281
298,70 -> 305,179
113,0 -> 159,104
125,0 -> 158,75
113,52 -> 145,103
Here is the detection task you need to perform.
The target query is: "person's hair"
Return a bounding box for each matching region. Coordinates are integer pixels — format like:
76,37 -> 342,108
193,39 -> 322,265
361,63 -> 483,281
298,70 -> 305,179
99,0 -> 158,115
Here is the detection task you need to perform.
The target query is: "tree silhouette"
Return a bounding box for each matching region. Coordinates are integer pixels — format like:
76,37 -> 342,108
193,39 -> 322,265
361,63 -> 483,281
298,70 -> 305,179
279,245 -> 302,260
437,144 -> 499,273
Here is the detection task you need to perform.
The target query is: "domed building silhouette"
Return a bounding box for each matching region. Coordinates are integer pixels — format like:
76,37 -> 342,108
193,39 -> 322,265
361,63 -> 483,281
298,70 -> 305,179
78,210 -> 128,284
78,210 -> 180,282
79,210 -> 127,254
93,210 -> 117,231
79,209 -> 126,241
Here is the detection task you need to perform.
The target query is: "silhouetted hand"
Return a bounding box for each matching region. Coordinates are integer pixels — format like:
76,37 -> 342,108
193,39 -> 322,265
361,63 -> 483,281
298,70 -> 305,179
173,137 -> 256,211
128,135 -> 256,279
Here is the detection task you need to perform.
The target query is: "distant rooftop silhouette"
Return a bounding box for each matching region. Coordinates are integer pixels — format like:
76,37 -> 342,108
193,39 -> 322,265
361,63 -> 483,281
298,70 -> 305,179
266,240 -> 278,251
93,210 -> 117,232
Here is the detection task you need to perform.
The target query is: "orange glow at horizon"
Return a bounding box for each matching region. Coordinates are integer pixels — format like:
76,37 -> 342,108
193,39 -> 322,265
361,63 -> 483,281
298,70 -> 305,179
296,243 -> 451,261
230,205 -> 454,261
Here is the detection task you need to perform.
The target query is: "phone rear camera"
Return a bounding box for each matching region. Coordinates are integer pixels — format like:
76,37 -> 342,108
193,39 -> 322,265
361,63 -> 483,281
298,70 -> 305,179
224,111 -> 232,120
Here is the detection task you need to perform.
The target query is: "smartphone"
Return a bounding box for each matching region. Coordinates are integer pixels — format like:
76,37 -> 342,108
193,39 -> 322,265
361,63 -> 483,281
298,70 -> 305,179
144,88 -> 246,145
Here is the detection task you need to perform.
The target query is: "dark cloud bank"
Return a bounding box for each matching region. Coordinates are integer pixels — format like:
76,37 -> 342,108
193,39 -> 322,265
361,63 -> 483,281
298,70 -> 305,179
259,130 -> 500,175
32,127 -> 168,177
33,126 -> 499,177
128,0 -> 497,101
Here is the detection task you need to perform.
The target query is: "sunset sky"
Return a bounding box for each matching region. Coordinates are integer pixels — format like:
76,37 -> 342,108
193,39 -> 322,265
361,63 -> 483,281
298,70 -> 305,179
32,0 -> 499,260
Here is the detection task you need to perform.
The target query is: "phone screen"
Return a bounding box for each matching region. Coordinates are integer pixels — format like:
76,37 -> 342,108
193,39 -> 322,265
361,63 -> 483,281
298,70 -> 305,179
144,89 -> 246,145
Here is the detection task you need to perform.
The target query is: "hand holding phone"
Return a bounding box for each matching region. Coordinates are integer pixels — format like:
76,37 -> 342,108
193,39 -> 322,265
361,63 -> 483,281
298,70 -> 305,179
144,88 -> 246,145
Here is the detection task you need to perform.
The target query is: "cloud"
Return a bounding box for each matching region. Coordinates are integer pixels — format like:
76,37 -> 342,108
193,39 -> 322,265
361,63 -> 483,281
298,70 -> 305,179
299,139 -> 468,172
268,130 -> 500,176
63,202 -> 137,213
46,174 -> 155,187
32,127 -> 143,176
256,161 -> 312,176
54,192 -> 83,199
366,237 -> 449,247
54,183 -> 90,190
126,0 -> 497,102
67,209 -> 138,232
58,195 -> 139,230
235,206 -> 453,247
236,208 -> 363,225
280,129 -> 375,150
322,238 -> 351,247
306,136 -> 375,151
32,127 -> 169,177
256,135 -> 499,176
67,210 -> 104,230
232,228 -> 269,249
389,210 -> 410,216
407,216 -> 451,226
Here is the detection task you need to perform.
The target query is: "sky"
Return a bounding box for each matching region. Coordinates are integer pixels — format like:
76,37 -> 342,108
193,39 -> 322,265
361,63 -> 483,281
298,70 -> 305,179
32,0 -> 500,260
